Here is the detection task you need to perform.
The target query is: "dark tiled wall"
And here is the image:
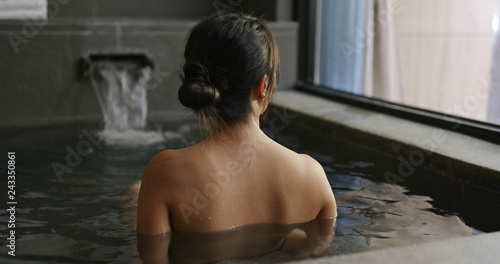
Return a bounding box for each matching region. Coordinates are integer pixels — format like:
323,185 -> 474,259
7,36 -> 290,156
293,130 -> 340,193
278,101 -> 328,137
0,20 -> 298,127
54,0 -> 213,19
53,0 -> 295,21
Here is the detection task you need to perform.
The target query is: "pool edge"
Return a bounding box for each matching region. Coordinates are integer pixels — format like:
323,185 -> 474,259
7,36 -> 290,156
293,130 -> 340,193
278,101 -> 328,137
289,231 -> 500,264
271,90 -> 500,192
272,90 -> 500,263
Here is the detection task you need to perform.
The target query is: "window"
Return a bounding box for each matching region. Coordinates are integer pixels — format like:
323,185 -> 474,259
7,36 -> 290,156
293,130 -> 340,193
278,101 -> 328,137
298,0 -> 500,142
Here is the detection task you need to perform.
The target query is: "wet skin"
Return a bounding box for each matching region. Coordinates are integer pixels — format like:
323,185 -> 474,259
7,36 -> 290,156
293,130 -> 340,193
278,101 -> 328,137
135,76 -> 337,262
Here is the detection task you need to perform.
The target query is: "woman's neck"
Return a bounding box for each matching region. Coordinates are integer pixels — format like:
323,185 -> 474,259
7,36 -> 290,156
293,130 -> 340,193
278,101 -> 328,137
204,117 -> 266,146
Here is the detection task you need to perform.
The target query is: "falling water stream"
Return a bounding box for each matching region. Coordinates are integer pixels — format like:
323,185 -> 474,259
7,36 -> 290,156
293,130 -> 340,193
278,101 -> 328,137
87,59 -> 166,145
89,61 -> 151,131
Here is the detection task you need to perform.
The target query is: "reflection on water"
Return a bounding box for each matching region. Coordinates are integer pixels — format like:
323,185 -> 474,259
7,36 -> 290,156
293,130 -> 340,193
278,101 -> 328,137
0,121 -> 491,264
331,174 -> 473,251
138,219 -> 336,263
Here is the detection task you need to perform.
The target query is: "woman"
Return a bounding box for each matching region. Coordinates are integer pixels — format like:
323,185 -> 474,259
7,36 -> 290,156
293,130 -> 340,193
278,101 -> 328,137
137,13 -> 337,262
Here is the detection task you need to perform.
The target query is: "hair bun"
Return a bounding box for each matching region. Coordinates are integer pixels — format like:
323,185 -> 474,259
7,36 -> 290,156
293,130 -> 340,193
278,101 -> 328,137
178,82 -> 220,110
178,62 -> 221,110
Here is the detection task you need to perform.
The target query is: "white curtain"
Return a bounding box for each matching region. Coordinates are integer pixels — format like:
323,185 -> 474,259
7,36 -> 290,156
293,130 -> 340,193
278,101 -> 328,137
319,0 -> 368,94
318,0 -> 404,99
363,0 -> 404,101
489,5 -> 500,125
391,0 -> 496,121
319,0 -> 497,124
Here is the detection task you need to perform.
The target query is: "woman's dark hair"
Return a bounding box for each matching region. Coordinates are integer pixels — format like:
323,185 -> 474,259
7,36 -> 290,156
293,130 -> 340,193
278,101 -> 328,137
178,13 -> 280,137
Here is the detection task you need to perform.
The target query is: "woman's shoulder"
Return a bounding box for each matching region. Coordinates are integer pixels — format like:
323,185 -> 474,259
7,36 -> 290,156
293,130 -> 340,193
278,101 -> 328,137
265,142 -> 326,186
299,154 -> 325,177
143,143 -> 205,182
142,148 -> 189,183
267,143 -> 336,219
146,149 -> 178,170
272,143 -> 328,185
146,143 -> 200,169
297,154 -> 337,219
269,140 -> 323,174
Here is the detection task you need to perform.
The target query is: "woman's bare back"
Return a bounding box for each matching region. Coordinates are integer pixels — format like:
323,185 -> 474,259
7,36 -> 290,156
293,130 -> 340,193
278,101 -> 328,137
137,128 -> 336,234
136,13 -> 337,262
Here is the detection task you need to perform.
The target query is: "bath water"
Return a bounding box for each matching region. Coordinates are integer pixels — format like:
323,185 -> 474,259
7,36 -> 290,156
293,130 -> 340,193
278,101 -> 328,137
0,120 -> 498,263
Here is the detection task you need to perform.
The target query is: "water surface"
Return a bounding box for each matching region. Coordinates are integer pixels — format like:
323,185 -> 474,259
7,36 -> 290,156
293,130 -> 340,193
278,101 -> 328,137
0,121 -> 496,263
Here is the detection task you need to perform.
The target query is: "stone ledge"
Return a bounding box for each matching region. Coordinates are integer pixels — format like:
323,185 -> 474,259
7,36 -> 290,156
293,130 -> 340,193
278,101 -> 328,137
272,90 -> 500,263
271,90 -> 500,191
290,231 -> 500,264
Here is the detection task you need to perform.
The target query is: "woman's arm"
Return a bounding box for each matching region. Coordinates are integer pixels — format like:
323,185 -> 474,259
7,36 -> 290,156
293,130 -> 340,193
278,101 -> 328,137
282,155 -> 337,259
137,153 -> 172,235
283,218 -> 336,259
303,154 -> 337,219
137,232 -> 171,264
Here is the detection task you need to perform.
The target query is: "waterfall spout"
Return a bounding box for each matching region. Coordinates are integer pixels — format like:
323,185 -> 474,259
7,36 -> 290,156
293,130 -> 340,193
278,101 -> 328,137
82,51 -> 154,132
